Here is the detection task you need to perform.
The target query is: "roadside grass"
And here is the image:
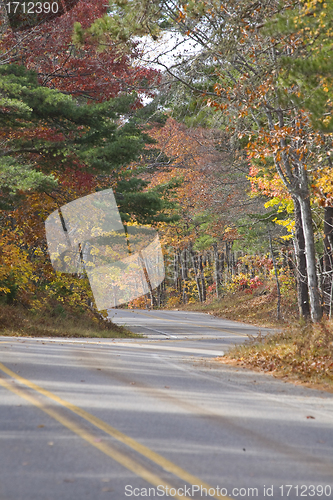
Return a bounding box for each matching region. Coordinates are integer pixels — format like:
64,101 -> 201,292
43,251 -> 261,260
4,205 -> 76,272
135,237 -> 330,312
0,304 -> 139,338
176,286 -> 333,390
219,322 -> 333,391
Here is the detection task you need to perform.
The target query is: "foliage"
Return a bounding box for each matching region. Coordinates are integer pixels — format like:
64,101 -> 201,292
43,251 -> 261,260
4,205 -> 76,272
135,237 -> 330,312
0,48 -> 174,319
0,303 -> 138,338
145,118 -> 243,248
271,0 -> 333,132
0,63 -> 151,177
116,176 -> 181,225
223,321 -> 333,387
1,0 -> 159,102
2,0 -> 333,341
181,277 -> 298,324
227,273 -> 264,294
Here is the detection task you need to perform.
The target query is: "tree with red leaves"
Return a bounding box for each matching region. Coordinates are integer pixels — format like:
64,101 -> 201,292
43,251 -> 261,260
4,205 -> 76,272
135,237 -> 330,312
0,0 -> 159,102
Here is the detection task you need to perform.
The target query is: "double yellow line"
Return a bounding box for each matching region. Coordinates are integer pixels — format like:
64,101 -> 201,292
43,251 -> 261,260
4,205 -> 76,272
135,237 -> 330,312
0,361 -> 231,500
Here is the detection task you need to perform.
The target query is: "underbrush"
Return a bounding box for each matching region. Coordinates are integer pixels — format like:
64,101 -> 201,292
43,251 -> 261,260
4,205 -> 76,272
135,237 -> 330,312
0,303 -> 138,338
178,284 -> 298,327
221,321 -> 333,389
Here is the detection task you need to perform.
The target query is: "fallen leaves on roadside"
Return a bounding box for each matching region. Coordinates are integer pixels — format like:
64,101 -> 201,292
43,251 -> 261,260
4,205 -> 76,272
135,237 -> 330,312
220,322 -> 333,388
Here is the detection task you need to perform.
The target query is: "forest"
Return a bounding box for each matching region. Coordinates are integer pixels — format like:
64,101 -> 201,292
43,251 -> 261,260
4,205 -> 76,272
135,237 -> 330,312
0,0 -> 333,351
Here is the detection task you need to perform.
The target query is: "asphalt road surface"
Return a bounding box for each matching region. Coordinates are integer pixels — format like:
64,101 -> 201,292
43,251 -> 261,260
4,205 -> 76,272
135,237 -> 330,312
0,309 -> 332,500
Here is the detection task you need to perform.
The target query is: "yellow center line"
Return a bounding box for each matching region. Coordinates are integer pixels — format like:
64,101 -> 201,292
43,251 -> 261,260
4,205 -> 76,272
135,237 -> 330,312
125,311 -> 248,337
0,377 -> 184,500
0,361 -> 232,500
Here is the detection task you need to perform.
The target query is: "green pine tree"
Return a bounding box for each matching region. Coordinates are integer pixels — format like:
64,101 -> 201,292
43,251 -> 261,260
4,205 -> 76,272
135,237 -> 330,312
0,63 -> 178,223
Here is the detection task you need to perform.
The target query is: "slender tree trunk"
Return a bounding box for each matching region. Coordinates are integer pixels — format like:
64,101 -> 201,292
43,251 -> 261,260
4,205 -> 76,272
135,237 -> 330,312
298,194 -> 322,322
198,254 -> 207,302
161,278 -> 166,307
155,283 -> 161,308
231,249 -> 236,277
176,248 -> 182,295
293,197 -> 310,318
323,206 -> 333,316
220,251 -> 225,286
268,230 -> 281,320
139,251 -> 156,308
173,249 -> 178,291
189,244 -> 202,302
181,248 -> 188,304
213,242 -> 219,298
225,241 -> 231,281
172,248 -> 182,296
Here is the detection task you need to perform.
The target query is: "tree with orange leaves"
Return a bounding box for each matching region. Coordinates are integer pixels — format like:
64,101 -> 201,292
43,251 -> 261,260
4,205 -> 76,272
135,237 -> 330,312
138,117 -> 252,304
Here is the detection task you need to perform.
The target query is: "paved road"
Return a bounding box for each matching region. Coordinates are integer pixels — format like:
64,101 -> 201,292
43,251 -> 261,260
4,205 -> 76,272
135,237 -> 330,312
108,308 -> 266,347
0,310 -> 332,500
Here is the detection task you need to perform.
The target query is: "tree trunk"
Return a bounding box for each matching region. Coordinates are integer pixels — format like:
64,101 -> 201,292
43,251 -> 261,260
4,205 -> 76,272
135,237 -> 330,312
189,244 -> 202,302
198,254 -> 207,302
225,241 -> 232,280
173,249 -> 178,291
231,249 -> 236,277
220,252 -> 225,285
213,242 -> 219,298
155,283 -> 161,308
298,194 -> 322,322
181,249 -> 188,304
323,206 -> 333,316
268,230 -> 282,320
293,197 -> 310,318
138,251 -> 156,308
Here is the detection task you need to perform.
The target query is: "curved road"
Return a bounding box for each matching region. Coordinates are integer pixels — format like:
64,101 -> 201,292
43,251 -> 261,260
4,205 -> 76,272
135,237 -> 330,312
0,310 -> 332,500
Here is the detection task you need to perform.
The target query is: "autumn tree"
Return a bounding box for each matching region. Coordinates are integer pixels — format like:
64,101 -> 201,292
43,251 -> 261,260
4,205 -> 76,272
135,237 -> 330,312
273,0 -> 333,316
0,0 -> 177,313
0,0 -> 159,102
0,63 -> 150,189
94,0 -> 329,322
136,117 -> 257,304
0,62 -> 178,308
0,0 -> 169,217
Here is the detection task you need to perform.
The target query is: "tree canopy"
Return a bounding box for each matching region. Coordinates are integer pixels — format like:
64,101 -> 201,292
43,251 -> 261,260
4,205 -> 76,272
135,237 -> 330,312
1,0 -> 333,323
